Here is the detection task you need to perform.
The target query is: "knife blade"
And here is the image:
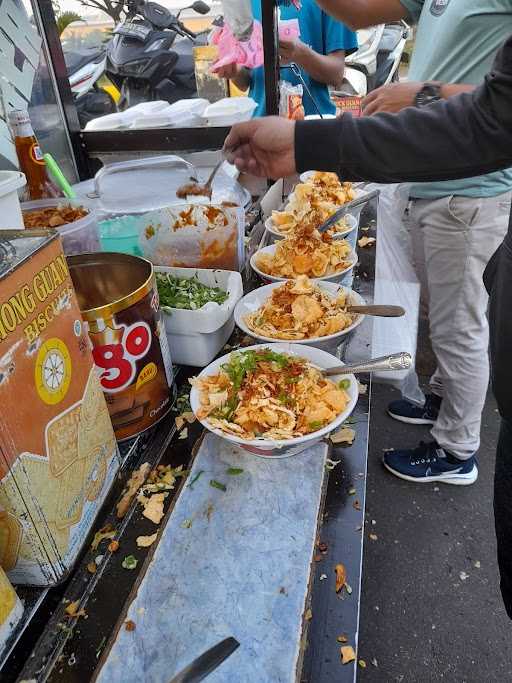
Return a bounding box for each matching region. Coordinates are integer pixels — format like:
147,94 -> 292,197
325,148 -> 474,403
168,637 -> 240,683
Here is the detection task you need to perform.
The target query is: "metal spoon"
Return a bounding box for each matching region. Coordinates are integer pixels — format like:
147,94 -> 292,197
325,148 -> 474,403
176,161 -> 223,199
346,304 -> 405,317
317,189 -> 380,233
321,352 -> 412,376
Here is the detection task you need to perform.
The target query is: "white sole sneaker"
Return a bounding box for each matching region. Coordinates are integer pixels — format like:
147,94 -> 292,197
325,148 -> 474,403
387,409 -> 436,426
383,461 -> 478,486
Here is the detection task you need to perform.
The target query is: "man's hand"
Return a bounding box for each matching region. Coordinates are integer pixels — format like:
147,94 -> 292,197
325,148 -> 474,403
362,82 -> 423,116
223,117 -> 296,178
279,38 -> 306,65
214,63 -> 242,80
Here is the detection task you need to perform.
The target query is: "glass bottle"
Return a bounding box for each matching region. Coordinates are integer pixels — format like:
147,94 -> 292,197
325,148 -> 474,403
8,109 -> 60,201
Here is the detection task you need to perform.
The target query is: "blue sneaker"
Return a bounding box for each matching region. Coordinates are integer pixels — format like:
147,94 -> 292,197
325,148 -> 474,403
383,441 -> 478,485
387,393 -> 442,425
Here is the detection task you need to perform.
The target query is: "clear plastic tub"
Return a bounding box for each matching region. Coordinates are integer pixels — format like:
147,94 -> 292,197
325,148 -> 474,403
21,198 -> 100,255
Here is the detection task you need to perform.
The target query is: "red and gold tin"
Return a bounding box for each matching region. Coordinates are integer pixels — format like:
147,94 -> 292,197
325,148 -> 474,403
68,253 -> 174,441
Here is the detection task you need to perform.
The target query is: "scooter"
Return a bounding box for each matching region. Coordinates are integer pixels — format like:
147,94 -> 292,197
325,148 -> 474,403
106,0 -> 210,110
337,20 -> 411,98
65,46 -> 118,127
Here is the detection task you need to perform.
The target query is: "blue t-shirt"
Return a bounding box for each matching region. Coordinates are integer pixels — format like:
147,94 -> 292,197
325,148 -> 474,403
250,0 -> 357,117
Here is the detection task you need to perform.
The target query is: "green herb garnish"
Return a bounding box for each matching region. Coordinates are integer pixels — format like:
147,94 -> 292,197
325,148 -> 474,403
309,421 -> 324,431
121,555 -> 138,570
157,273 -> 228,311
187,469 -> 204,490
210,479 -> 227,492
338,379 -> 351,390
227,467 -> 244,475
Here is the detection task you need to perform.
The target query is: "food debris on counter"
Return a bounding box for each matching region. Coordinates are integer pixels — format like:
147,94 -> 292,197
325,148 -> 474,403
358,236 -> 376,248
209,479 -> 226,492
178,428 -> 188,440
226,467 -> 244,475
116,463 -> 151,518
331,427 -> 356,445
136,533 -> 158,548
357,381 -> 368,395
175,411 -> 196,430
335,564 -> 347,593
122,555 -> 138,570
341,645 -> 356,664
139,492 -> 167,524
337,634 -> 348,643
187,470 -> 204,489
91,525 -> 116,551
64,601 -> 87,619
304,608 -> 313,621
108,540 -> 120,553
124,620 -> 136,632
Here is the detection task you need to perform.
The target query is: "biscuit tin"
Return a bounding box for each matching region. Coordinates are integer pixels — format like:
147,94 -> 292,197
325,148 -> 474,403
68,253 -> 174,441
0,230 -> 119,585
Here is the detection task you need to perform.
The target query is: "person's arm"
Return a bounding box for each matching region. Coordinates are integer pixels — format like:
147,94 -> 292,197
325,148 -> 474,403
214,64 -> 251,91
224,35 -> 512,181
362,82 -> 475,115
314,0 -> 411,30
280,41 -> 345,85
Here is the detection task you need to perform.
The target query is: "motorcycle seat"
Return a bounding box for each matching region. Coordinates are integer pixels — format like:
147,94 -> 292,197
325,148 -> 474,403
65,49 -> 103,74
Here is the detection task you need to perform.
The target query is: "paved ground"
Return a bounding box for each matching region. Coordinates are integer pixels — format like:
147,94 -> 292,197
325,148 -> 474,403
358,381 -> 512,682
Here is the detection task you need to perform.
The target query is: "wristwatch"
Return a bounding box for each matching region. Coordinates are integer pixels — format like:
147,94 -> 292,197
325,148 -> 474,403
414,82 -> 442,108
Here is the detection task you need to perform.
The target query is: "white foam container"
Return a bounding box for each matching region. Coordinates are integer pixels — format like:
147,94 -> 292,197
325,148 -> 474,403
202,97 -> 257,126
156,266 -> 243,367
0,171 -> 26,229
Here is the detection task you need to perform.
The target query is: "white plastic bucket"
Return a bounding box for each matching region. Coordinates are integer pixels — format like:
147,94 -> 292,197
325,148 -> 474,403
0,171 -> 26,229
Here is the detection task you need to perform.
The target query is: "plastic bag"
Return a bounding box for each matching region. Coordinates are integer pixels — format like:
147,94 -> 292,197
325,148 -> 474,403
211,19 -> 300,71
221,0 -> 253,41
279,81 -> 304,119
370,184 -> 424,402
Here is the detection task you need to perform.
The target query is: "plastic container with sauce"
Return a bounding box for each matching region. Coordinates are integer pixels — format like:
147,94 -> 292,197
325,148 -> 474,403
21,198 -> 100,255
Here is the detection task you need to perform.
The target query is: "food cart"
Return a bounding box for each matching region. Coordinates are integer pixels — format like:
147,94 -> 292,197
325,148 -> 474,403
0,1 -> 399,681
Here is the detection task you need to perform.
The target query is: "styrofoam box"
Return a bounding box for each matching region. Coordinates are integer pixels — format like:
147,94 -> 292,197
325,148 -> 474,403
156,266 -> 243,367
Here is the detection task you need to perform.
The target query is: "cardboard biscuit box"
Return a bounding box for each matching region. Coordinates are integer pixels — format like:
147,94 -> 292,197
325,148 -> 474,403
0,565 -> 23,651
0,230 -> 120,586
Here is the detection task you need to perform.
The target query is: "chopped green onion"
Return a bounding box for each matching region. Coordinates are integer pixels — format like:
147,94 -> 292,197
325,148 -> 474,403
339,379 -> 351,390
121,555 -> 138,570
309,421 -> 324,431
210,479 -> 227,492
227,467 -> 244,475
187,470 -> 204,490
156,273 -> 228,311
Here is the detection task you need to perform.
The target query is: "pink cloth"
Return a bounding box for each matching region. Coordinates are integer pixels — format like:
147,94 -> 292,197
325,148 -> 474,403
211,19 -> 300,71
